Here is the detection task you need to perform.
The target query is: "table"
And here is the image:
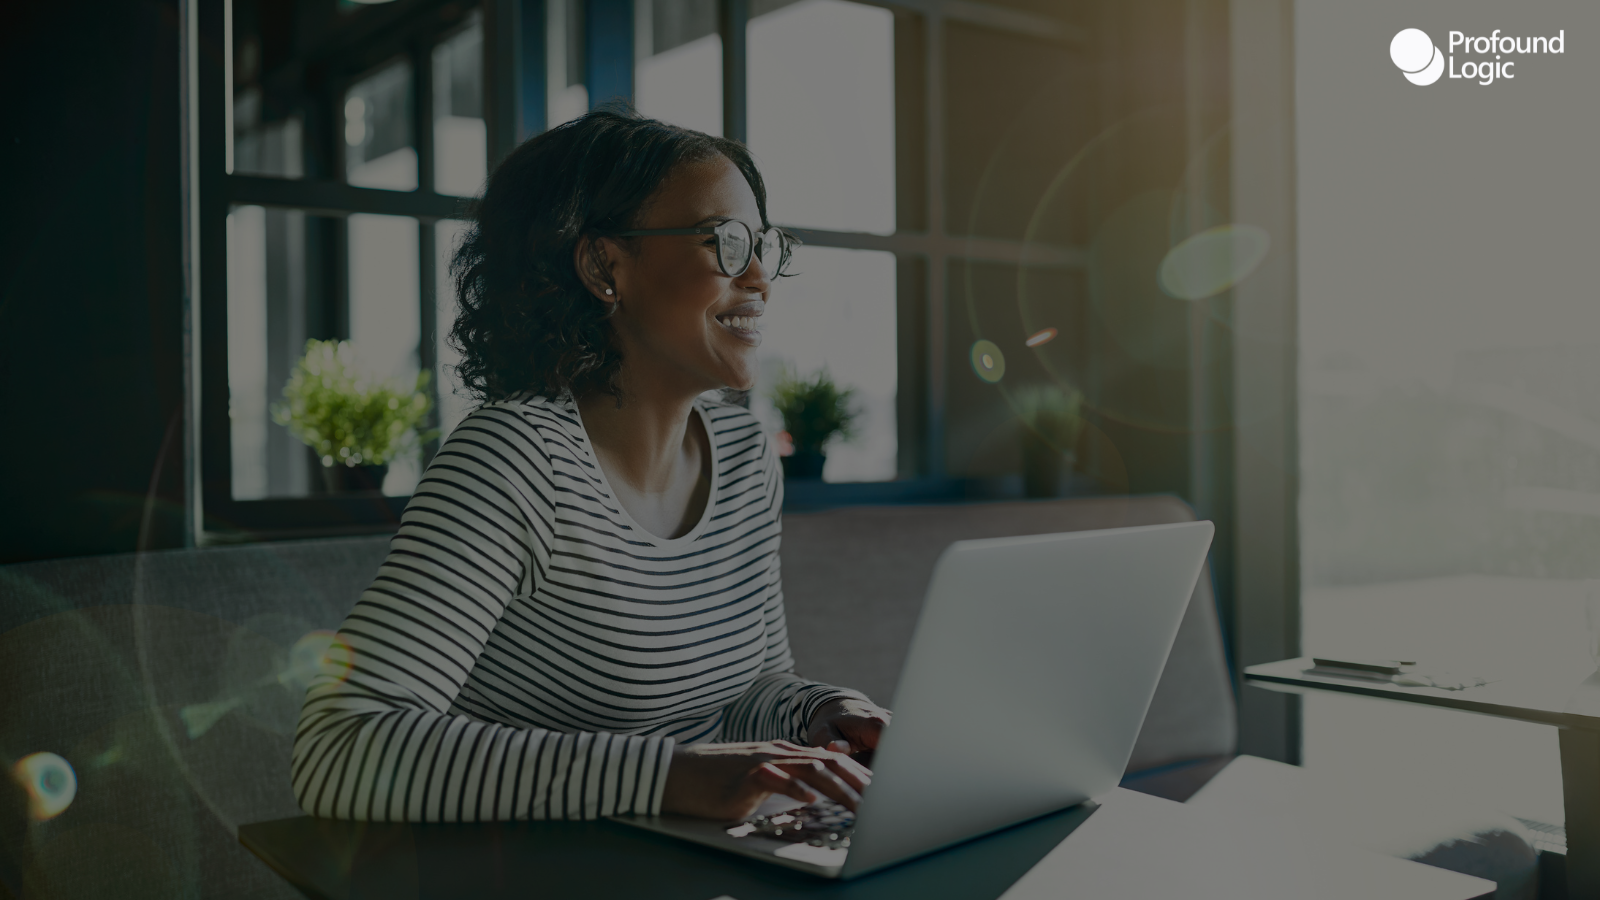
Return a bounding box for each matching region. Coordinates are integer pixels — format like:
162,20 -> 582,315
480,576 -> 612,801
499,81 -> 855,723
1246,657 -> 1600,898
239,788 -> 1493,900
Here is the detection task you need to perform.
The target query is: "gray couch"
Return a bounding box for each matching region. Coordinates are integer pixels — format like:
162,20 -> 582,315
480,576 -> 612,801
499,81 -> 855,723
0,495 -> 1241,898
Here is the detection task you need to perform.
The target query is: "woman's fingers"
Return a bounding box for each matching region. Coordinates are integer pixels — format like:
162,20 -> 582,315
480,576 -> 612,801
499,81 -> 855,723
752,762 -> 819,806
773,758 -> 864,811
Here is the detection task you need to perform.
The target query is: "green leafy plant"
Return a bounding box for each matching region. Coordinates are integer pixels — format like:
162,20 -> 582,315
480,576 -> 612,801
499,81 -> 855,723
769,367 -> 859,453
271,339 -> 439,469
1015,385 -> 1084,453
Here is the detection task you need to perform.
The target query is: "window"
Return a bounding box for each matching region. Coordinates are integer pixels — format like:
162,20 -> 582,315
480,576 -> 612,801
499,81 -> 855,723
204,0 -> 1103,536
207,0 -> 483,534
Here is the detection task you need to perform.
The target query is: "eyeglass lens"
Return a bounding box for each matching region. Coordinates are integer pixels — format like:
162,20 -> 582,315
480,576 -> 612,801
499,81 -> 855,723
716,221 -> 751,276
714,220 -> 786,277
756,229 -> 785,277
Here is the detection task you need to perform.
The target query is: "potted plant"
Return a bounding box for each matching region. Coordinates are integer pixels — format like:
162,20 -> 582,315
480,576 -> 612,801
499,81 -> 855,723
769,367 -> 858,480
271,339 -> 438,494
1015,385 -> 1084,498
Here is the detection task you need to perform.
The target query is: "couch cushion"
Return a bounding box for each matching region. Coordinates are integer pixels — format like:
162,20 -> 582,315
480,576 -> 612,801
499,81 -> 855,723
778,494 -> 1238,773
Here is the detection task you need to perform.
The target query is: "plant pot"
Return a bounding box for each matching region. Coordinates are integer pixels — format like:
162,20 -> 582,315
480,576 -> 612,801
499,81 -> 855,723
782,449 -> 826,480
1021,431 -> 1074,498
321,463 -> 389,494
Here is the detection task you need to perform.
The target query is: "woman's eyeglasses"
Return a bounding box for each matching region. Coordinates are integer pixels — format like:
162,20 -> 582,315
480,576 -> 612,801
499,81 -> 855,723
616,220 -> 794,278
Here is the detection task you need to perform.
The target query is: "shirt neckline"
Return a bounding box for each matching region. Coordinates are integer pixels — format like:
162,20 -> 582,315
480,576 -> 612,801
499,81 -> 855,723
566,396 -> 719,548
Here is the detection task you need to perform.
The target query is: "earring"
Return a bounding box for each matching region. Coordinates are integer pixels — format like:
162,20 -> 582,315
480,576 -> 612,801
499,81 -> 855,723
604,288 -> 614,296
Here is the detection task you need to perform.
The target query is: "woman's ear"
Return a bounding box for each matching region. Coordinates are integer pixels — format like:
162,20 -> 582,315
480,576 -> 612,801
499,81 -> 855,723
573,236 -> 620,307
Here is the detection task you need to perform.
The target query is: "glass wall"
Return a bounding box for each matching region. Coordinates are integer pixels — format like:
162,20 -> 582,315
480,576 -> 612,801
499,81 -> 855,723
1297,1 -> 1600,830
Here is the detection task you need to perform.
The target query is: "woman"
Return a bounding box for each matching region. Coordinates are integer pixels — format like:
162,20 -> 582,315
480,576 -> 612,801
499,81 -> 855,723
292,108 -> 890,823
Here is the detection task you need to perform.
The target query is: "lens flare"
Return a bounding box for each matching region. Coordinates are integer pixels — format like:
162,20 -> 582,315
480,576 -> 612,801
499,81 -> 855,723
283,630 -> 356,690
970,340 -> 1005,384
1156,224 -> 1270,301
13,752 -> 77,821
1025,328 -> 1058,348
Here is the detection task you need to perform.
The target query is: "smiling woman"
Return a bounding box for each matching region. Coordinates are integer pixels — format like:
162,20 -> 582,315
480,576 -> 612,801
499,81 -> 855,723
292,107 -> 890,824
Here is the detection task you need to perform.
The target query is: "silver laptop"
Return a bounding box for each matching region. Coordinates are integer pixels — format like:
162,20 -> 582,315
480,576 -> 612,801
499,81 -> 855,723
610,521 -> 1215,879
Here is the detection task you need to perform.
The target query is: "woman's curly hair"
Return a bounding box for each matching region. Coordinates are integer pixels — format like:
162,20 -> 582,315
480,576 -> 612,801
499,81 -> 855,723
448,105 -> 770,406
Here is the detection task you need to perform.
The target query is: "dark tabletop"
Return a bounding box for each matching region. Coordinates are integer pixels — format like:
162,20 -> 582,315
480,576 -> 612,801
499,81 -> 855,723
240,802 -> 1099,900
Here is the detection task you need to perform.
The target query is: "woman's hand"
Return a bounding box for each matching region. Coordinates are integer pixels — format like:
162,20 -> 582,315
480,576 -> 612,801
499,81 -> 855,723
661,741 -> 872,821
806,697 -> 892,759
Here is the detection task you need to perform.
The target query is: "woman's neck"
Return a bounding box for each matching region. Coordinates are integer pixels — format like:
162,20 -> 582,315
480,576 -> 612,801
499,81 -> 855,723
576,380 -> 713,539
578,391 -> 698,491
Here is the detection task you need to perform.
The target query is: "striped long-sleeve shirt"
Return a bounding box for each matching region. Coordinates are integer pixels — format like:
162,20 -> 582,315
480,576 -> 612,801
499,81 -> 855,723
291,393 -> 864,821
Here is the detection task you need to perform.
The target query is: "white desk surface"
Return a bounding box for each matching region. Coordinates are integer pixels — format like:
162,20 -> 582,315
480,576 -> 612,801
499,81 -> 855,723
997,788 -> 1495,900
1246,656 -> 1600,731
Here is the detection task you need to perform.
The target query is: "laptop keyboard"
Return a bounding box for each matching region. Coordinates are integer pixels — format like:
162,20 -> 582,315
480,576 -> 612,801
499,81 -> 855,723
725,799 -> 856,848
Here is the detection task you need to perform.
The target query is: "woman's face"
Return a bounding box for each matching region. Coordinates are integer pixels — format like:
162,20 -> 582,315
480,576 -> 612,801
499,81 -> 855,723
591,155 -> 771,395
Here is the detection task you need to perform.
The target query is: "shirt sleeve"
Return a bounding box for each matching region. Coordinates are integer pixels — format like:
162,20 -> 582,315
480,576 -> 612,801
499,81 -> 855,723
716,432 -> 870,744
291,407 -> 674,821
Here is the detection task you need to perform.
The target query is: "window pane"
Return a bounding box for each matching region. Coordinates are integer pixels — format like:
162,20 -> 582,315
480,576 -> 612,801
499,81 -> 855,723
748,0 -> 894,234
547,0 -> 589,128
433,13 -> 486,197
348,214 -> 421,495
635,0 -> 721,135
752,246 -> 897,482
345,59 -> 418,191
229,2 -> 303,178
226,205 -> 317,500
435,219 -> 473,439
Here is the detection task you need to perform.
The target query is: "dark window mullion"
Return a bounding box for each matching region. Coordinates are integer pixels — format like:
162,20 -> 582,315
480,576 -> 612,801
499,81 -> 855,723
414,39 -> 441,465
719,0 -> 748,144
415,41 -> 437,195
220,174 -> 466,219
419,220 -> 440,464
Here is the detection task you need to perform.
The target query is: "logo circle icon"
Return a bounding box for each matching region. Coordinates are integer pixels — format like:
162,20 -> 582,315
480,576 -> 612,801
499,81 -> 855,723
1391,28 -> 1444,85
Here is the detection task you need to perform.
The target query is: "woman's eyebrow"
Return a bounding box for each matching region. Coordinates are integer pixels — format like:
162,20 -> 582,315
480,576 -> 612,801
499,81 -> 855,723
695,215 -> 734,226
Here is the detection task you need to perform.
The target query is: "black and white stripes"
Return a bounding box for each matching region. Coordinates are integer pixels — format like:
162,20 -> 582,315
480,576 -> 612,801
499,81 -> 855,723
292,394 -> 860,821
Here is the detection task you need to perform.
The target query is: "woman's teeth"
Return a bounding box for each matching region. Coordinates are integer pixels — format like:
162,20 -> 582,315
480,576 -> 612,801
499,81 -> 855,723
722,316 -> 757,330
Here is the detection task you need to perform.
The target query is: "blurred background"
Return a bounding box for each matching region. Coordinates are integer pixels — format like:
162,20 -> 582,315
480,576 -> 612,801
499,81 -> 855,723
5,0 -> 1600,894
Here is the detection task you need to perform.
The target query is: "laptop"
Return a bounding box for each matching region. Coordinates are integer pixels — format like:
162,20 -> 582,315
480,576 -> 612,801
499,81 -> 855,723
610,521 -> 1215,879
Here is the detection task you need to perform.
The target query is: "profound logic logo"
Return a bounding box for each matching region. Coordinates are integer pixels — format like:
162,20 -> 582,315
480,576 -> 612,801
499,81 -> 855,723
1390,27 -> 1566,86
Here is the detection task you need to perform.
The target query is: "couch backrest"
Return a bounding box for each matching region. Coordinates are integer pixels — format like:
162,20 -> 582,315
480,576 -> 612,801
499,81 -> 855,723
0,535 -> 391,899
779,495 -> 1238,774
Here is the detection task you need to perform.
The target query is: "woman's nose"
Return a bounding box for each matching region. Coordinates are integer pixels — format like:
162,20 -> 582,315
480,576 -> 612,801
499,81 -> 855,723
736,256 -> 772,292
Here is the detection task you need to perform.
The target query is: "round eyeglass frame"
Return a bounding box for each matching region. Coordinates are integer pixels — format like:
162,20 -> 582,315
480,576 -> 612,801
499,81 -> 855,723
615,220 -> 794,278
